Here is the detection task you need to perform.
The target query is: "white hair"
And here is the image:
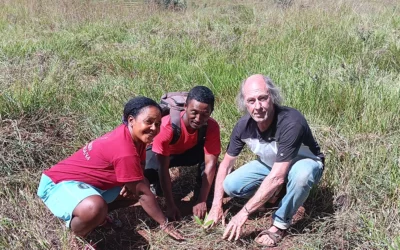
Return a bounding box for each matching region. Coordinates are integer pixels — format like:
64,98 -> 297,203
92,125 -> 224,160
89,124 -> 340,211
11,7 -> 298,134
236,75 -> 283,113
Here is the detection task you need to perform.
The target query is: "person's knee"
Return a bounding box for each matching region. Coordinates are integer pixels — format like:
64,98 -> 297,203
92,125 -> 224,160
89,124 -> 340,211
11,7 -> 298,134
223,175 -> 239,197
291,163 -> 321,189
74,195 -> 108,223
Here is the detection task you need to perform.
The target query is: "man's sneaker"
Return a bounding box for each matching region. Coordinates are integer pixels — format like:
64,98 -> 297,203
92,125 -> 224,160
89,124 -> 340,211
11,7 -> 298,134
150,183 -> 164,197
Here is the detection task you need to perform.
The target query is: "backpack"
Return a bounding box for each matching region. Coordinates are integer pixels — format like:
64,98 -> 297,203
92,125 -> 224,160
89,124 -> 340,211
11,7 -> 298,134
159,92 -> 207,145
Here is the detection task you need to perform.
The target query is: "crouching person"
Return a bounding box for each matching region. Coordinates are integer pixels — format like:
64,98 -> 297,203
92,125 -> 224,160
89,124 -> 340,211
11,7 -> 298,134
144,86 -> 221,220
37,96 -> 183,243
206,75 -> 324,247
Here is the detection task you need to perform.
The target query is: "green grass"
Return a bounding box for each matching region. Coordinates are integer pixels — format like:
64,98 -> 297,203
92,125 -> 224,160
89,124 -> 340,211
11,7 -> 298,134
1,0 -> 399,249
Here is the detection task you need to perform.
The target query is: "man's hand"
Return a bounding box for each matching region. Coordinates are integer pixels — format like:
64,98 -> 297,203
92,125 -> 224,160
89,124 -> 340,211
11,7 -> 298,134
222,211 -> 248,241
204,205 -> 223,228
120,185 -> 136,199
192,201 -> 207,219
166,204 -> 181,221
161,223 -> 185,241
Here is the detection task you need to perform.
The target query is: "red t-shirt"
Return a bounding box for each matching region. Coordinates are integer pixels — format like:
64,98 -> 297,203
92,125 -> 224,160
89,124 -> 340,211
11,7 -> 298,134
44,124 -> 145,190
151,112 -> 221,156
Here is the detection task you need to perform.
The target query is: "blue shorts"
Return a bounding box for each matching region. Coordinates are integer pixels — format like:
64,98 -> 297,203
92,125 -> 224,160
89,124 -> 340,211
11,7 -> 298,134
37,174 -> 121,228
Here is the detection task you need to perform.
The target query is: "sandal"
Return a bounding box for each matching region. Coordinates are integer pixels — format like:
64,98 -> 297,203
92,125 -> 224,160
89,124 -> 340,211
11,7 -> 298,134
254,228 -> 286,247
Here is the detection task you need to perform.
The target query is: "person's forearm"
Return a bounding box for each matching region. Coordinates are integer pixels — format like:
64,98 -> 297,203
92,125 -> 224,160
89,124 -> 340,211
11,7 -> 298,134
159,169 -> 174,205
243,161 -> 290,215
126,181 -> 166,225
241,176 -> 283,214
212,158 -> 234,207
197,164 -> 216,203
140,190 -> 167,225
212,172 -> 227,207
157,155 -> 174,205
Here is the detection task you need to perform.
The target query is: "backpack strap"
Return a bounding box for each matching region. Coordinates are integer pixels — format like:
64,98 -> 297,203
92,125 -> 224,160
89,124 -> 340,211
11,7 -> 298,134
169,108 -> 182,145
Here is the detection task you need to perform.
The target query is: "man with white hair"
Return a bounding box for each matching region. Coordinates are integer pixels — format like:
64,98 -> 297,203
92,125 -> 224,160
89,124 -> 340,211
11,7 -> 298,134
206,74 -> 324,247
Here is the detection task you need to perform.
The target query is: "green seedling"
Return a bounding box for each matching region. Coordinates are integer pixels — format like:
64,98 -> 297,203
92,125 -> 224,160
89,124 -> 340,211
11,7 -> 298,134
194,213 -> 214,228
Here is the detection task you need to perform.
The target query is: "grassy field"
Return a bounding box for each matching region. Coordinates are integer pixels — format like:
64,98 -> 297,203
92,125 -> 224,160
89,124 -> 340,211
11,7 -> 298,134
1,0 -> 399,249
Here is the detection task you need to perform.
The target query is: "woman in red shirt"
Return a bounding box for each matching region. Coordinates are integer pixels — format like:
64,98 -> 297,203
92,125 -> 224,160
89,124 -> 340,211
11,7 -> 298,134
37,96 -> 183,241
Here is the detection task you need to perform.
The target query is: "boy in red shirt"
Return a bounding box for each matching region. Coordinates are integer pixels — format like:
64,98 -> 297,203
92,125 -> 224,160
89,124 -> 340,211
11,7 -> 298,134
145,86 -> 221,220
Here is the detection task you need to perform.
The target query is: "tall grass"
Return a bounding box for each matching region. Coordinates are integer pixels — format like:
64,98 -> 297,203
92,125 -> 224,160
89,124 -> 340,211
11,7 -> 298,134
1,0 -> 399,249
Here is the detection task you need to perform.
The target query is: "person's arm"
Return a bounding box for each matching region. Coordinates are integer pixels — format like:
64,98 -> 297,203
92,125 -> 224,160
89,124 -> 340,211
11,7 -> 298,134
205,153 -> 237,227
156,153 -> 181,220
193,153 -> 218,219
124,179 -> 184,240
125,179 -> 165,224
222,161 -> 291,241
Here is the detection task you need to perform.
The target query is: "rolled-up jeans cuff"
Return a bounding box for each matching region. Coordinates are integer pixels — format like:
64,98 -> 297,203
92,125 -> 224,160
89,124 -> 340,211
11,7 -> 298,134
272,219 -> 290,230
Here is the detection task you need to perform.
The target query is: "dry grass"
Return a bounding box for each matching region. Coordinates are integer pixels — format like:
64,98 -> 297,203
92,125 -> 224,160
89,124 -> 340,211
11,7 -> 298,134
0,173 -> 69,249
0,110 -> 92,176
1,0 -> 399,249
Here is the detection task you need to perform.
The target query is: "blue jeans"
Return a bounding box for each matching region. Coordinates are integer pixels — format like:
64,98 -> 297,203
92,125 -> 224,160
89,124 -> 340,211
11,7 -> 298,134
223,158 -> 323,229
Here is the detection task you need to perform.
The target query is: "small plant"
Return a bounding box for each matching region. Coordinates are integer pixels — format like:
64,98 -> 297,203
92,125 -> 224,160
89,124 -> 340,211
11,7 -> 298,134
194,213 -> 214,228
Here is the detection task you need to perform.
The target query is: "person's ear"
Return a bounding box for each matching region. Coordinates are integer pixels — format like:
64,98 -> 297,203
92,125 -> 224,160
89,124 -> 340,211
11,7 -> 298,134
128,115 -> 136,127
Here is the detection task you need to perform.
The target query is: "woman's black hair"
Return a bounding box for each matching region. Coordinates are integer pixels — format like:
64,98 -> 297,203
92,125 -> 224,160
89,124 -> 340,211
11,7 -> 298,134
123,96 -> 162,124
186,86 -> 215,111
